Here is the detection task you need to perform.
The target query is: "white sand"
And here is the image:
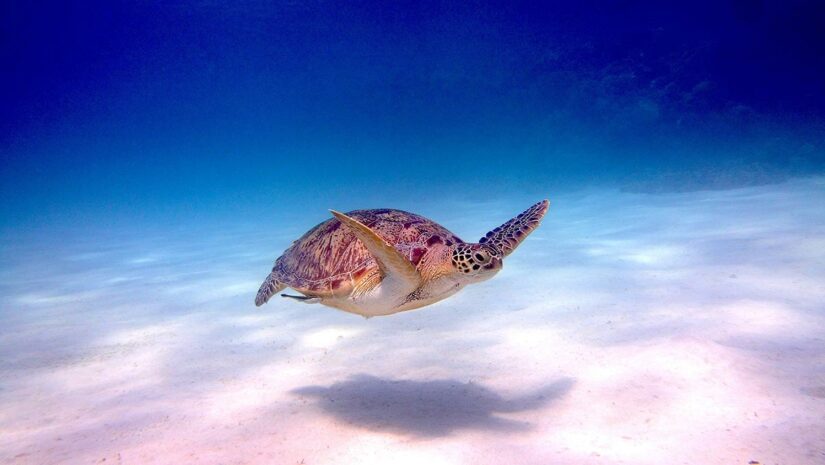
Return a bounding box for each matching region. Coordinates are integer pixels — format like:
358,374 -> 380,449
1,177 -> 824,465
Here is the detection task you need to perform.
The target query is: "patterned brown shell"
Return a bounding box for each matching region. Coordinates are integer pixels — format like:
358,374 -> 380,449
271,209 -> 464,296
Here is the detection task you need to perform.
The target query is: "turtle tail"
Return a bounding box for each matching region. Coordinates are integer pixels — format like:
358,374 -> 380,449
255,271 -> 286,307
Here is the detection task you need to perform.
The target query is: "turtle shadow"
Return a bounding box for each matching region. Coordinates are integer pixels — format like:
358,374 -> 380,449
291,374 -> 574,437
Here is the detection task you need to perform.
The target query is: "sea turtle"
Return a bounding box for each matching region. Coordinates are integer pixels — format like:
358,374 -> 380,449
255,200 -> 549,317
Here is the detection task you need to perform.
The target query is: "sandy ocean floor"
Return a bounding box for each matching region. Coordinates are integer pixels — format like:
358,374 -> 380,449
1,177 -> 824,465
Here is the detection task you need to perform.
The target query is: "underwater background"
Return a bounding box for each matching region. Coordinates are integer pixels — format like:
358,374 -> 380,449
2,1 -> 824,464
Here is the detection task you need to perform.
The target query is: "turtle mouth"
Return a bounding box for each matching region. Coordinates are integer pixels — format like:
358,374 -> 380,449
484,257 -> 502,271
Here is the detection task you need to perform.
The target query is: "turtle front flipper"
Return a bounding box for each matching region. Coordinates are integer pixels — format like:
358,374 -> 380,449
329,210 -> 422,295
479,200 -> 550,257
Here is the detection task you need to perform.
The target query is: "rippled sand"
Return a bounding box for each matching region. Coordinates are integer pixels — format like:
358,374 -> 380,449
1,177 -> 823,465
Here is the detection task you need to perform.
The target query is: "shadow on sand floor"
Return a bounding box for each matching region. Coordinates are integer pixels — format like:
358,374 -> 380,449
292,374 -> 574,437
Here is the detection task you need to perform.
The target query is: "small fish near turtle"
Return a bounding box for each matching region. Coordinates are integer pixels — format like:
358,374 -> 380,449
255,200 -> 550,317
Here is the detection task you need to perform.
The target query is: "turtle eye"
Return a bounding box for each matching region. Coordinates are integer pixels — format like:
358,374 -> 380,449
473,251 -> 490,264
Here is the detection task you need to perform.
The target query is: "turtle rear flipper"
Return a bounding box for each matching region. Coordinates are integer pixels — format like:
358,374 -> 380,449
281,293 -> 321,303
255,272 -> 286,306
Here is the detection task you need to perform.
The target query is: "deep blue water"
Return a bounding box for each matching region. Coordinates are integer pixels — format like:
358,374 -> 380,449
2,0 -> 824,230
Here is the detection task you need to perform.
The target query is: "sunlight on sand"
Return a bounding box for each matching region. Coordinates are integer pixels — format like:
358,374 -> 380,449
621,245 -> 684,265
1,177 -> 824,464
335,437 -> 460,465
15,291 -> 104,306
718,300 -> 814,335
301,326 -> 365,349
53,344 -> 167,392
204,364 -> 309,420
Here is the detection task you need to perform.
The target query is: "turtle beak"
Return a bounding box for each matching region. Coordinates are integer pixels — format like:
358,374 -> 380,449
484,256 -> 503,272
472,257 -> 501,283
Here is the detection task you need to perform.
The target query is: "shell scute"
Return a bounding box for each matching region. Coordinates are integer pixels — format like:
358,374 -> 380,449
272,209 -> 463,296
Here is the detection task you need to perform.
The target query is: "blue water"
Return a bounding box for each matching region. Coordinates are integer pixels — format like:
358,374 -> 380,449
2,2 -> 824,464
3,0 -> 824,228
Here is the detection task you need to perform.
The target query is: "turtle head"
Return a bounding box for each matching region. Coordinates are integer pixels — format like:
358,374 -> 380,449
414,200 -> 550,301
450,243 -> 503,283
447,200 -> 549,284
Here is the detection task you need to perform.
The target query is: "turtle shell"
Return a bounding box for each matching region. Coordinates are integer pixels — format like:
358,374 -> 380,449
271,209 -> 464,297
